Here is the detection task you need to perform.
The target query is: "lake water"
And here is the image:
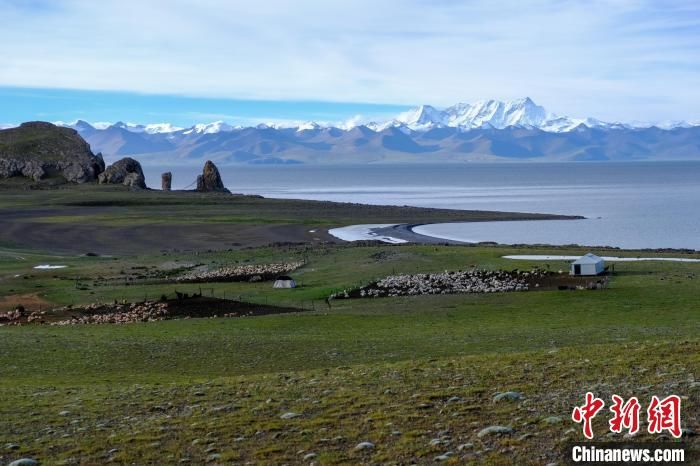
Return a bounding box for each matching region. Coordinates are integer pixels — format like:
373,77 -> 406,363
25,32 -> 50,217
142,162 -> 700,250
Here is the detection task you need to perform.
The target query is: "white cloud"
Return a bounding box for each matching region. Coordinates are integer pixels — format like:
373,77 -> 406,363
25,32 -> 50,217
0,0 -> 698,121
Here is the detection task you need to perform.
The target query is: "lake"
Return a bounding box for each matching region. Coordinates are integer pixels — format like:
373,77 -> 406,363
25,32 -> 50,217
142,162 -> 700,250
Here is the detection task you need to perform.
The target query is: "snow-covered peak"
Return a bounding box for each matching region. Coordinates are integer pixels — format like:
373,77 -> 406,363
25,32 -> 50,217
365,119 -> 416,133
142,123 -> 183,134
56,120 -> 114,131
627,120 -> 699,130
72,120 -> 96,132
296,121 -> 321,132
538,116 -> 579,133
381,98 -> 550,131
395,105 -> 446,129
256,122 -> 290,130
365,121 -> 387,132
184,121 -> 237,135
502,97 -> 548,127
40,101 -> 700,137
112,121 -> 144,132
56,120 -> 182,134
657,120 -> 699,130
444,97 -> 547,129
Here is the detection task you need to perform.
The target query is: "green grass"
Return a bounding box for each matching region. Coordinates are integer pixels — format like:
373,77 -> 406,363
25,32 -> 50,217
1,341 -> 697,465
1,244 -> 699,464
0,186 -> 699,464
1,254 -> 699,385
2,241 -> 699,310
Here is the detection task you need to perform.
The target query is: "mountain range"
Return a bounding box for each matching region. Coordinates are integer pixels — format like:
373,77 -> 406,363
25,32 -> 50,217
37,98 -> 700,164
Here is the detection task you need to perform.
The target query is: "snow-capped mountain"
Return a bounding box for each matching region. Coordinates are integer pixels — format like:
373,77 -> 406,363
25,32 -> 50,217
368,98 -> 653,133
395,105 -> 446,130
17,105 -> 697,165
446,98 -> 547,129
4,97 -> 695,166
367,98 -> 550,132
73,120 -> 99,132
142,123 -> 184,134
57,120 -> 182,134
368,98 -> 700,133
628,120 -> 700,130
183,121 -> 238,135
50,98 -> 698,137
296,121 -> 322,132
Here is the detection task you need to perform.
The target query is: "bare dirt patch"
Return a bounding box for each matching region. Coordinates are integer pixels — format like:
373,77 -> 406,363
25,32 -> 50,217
0,293 -> 51,312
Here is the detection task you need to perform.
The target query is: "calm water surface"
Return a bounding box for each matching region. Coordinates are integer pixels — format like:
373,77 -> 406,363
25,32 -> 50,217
142,162 -> 700,249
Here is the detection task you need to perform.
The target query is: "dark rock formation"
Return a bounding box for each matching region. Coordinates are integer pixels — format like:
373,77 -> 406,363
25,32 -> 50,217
98,157 -> 147,189
196,160 -> 229,193
161,172 -> 172,191
0,122 -> 104,183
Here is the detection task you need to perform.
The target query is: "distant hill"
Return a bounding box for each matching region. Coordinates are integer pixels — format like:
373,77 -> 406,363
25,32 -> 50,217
0,122 -> 105,183
5,98 -> 700,165
65,119 -> 700,165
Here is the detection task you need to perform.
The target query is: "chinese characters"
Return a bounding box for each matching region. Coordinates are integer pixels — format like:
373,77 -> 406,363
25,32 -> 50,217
572,393 -> 681,439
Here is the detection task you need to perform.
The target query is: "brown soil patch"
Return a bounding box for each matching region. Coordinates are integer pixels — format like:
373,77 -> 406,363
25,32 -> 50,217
0,293 -> 52,312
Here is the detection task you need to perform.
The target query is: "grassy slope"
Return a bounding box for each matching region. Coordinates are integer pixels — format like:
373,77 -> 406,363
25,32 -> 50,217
0,186 -> 698,464
1,244 -> 700,385
1,244 -> 699,464
1,341 -> 697,465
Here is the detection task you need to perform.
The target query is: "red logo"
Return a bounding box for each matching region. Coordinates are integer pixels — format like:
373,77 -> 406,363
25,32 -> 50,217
647,395 -> 682,438
573,393 -> 682,439
609,395 -> 641,435
572,392 -> 606,439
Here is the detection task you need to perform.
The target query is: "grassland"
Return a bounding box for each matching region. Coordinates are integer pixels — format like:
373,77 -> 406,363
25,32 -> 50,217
0,185 -> 698,465
0,183 -> 578,254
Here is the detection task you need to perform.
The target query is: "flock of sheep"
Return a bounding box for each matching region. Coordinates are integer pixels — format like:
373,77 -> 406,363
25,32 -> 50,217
0,302 -> 170,326
49,302 -> 171,325
176,261 -> 303,283
334,269 -> 547,299
1,264 -> 554,325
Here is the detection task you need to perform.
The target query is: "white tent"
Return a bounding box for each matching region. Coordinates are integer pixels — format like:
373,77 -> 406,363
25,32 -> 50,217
570,253 -> 605,276
273,276 -> 297,289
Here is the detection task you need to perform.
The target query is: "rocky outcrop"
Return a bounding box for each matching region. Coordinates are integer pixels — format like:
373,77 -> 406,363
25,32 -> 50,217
98,157 -> 147,188
196,160 -> 229,193
161,172 -> 172,191
0,122 -> 104,183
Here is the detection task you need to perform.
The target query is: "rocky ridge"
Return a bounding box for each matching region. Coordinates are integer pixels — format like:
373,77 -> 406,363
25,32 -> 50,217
0,122 -> 104,183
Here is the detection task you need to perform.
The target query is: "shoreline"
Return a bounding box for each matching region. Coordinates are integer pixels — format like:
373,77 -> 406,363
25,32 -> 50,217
329,222 -> 700,256
338,216 -> 589,246
370,223 -> 468,244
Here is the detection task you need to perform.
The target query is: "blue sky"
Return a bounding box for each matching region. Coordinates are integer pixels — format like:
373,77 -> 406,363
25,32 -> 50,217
1,0 -> 699,126
0,87 -> 409,127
